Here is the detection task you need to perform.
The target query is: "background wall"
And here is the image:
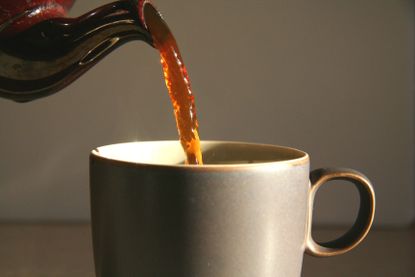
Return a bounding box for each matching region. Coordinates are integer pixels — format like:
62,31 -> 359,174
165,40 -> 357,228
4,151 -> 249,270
0,0 -> 413,226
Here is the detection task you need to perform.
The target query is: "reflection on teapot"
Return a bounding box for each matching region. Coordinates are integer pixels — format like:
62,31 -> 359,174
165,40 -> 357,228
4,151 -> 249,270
0,0 -> 153,102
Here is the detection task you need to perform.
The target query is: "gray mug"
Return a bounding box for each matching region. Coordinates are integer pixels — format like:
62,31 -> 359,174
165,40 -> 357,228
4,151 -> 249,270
90,141 -> 375,277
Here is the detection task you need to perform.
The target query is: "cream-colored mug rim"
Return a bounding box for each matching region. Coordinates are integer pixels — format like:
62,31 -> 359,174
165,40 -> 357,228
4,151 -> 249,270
91,140 -> 309,170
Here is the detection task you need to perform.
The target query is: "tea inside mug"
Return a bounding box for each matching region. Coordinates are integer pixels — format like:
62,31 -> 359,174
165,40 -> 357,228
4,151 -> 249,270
92,141 -> 307,166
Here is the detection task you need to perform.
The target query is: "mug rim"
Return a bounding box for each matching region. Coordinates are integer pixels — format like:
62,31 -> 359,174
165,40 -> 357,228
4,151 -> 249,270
90,140 -> 309,170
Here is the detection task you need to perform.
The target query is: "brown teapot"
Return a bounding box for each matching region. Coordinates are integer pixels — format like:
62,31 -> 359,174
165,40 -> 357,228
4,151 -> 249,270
0,0 -> 154,102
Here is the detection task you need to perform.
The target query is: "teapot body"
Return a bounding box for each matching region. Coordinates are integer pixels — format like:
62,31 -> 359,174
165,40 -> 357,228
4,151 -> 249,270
0,0 -> 153,102
0,0 -> 75,37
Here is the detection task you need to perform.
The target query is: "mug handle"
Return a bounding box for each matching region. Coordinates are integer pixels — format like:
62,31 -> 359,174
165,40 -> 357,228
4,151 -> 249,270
305,168 -> 376,257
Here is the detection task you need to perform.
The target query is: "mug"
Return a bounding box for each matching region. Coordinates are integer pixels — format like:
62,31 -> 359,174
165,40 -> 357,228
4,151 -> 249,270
89,141 -> 375,277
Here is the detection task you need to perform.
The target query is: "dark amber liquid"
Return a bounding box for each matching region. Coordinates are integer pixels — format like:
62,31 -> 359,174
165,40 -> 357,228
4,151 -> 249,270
144,5 -> 203,165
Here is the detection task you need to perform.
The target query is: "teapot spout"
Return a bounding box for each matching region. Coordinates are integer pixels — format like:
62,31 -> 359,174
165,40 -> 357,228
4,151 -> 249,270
0,0 -> 154,102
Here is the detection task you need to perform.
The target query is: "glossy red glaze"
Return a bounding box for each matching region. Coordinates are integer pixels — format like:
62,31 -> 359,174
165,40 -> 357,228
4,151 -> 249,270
0,0 -> 75,36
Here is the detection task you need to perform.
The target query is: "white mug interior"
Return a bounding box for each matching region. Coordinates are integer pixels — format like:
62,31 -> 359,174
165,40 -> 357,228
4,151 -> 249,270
91,140 -> 308,167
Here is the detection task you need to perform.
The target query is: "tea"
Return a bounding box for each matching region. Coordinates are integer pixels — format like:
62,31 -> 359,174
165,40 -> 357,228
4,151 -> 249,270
143,4 -> 203,165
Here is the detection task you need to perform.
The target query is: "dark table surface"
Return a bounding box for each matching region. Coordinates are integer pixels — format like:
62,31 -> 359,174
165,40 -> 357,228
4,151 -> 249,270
0,224 -> 413,276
